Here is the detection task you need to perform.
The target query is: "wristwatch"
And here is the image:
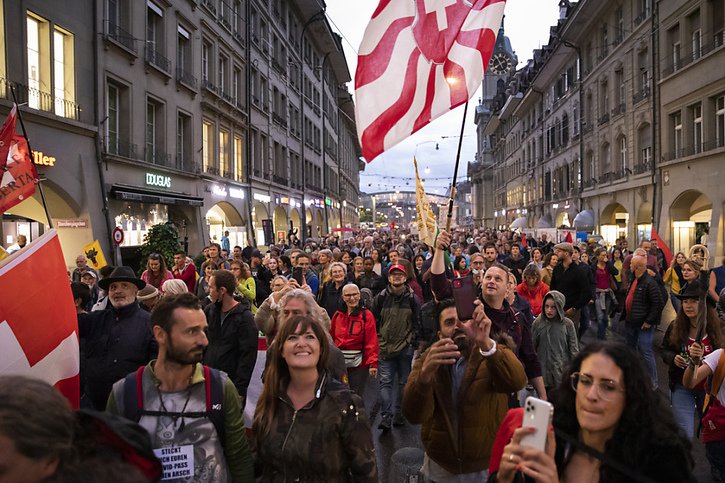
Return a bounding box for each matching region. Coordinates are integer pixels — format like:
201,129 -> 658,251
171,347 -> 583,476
478,340 -> 497,357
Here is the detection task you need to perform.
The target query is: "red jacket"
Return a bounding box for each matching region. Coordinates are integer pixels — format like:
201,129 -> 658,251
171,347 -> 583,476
172,263 -> 197,292
329,308 -> 379,369
515,281 -> 550,316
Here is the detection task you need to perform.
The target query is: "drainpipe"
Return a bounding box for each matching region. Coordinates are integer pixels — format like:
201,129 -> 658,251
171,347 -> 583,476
320,51 -> 332,236
245,0 -> 256,246
650,2 -> 661,234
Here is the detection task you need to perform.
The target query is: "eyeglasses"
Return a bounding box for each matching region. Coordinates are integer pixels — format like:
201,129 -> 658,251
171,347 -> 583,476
570,372 -> 624,401
343,293 -> 360,298
148,253 -> 161,260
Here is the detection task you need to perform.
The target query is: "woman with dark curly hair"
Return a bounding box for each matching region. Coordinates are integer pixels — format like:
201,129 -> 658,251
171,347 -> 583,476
488,341 -> 695,483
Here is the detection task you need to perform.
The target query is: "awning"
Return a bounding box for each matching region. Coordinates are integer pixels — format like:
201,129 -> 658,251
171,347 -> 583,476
573,210 -> 595,229
509,217 -> 528,229
537,215 -> 554,229
110,184 -> 204,207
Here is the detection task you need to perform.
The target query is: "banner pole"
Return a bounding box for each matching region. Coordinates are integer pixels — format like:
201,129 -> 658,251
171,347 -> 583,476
445,101 -> 468,232
9,86 -> 54,230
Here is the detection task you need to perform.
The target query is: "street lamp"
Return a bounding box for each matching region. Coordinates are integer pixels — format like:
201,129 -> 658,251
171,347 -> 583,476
415,140 -> 438,176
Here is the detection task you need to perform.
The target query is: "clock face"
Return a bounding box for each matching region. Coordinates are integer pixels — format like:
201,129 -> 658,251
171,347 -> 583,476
489,52 -> 513,75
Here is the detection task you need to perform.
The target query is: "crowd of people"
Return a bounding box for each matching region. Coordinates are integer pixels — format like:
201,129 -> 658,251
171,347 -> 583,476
4,225 -> 725,482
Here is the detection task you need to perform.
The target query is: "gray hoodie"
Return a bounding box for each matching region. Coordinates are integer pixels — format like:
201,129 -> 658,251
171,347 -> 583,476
531,290 -> 579,389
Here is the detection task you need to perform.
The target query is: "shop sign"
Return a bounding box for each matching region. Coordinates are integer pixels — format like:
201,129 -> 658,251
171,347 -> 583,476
56,219 -> 88,228
253,193 -> 271,203
145,172 -> 171,188
229,188 -> 245,199
281,197 -> 289,205
325,197 -> 332,206
33,151 -> 56,167
212,185 -> 228,197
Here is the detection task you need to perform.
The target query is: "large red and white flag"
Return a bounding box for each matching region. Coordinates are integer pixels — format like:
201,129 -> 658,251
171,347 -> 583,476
0,230 -> 80,408
355,0 -> 506,162
0,104 -> 39,212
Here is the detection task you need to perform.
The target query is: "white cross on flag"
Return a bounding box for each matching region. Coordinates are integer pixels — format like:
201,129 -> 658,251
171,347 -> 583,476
0,230 -> 80,407
355,0 -> 506,162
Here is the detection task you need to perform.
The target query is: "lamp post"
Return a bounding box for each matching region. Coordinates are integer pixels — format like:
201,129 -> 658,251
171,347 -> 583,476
415,140 -> 439,175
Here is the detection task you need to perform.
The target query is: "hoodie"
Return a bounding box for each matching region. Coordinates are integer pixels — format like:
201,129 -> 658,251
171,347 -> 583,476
531,291 -> 579,389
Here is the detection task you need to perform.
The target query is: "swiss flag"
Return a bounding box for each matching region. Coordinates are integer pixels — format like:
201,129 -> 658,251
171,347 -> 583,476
0,230 -> 80,408
650,228 -> 673,268
355,0 -> 506,161
0,104 -> 39,212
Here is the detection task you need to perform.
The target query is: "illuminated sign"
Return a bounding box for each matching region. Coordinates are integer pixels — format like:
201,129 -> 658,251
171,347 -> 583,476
145,173 -> 171,188
253,193 -> 271,203
229,188 -> 245,199
212,185 -> 228,197
33,151 -> 56,167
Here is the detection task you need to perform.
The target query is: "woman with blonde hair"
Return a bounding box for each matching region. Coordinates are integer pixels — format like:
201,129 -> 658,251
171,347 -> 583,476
161,278 -> 188,296
664,251 -> 687,312
318,261 -> 349,319
252,315 -> 377,481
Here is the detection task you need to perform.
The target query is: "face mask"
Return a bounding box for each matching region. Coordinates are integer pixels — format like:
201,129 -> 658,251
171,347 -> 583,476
472,268 -> 483,275
305,247 -> 312,253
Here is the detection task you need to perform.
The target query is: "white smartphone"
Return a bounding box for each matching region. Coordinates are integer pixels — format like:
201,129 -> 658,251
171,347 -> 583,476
519,396 -> 554,452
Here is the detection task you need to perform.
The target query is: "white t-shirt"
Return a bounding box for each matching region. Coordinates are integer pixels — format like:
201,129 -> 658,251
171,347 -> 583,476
703,349 -> 725,405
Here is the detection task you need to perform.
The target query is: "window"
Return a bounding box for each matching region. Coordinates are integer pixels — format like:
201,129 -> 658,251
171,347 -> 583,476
107,83 -> 119,154
219,129 -> 229,176
638,123 -> 651,167
202,120 -> 214,172
53,28 -> 74,116
638,49 -> 649,93
600,142 -> 611,175
218,54 -> 228,94
717,95 -> 725,148
615,69 -> 624,110
176,112 -> 191,170
201,41 -> 210,83
145,99 -> 162,164
146,2 -> 167,70
692,29 -> 701,60
233,0 -> 242,34
689,10 -> 701,61
692,103 -> 702,153
618,136 -> 627,172
177,26 -> 191,81
616,7 -> 624,43
672,112 -> 682,156
232,66 -> 241,104
234,135 -> 244,181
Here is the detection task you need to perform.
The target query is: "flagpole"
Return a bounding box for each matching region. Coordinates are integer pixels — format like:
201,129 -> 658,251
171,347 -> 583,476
445,101 -> 468,232
9,86 -> 53,230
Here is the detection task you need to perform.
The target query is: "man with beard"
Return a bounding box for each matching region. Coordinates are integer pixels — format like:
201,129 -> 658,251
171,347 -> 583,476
107,293 -> 253,482
483,242 -> 498,270
403,298 -> 526,481
78,266 -> 157,409
203,269 -> 258,407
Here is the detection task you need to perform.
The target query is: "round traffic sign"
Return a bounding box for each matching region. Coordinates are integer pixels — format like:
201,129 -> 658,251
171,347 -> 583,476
112,227 -> 124,245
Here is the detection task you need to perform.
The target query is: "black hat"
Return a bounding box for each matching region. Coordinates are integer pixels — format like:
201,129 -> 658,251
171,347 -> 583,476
98,266 -> 145,291
251,249 -> 263,259
676,280 -> 703,300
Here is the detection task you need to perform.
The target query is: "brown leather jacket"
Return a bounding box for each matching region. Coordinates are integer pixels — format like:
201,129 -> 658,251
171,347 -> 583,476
402,336 -> 526,474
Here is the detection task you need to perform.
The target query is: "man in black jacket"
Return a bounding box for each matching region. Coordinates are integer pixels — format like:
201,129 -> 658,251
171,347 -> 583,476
203,269 -> 258,406
624,255 -> 664,389
79,266 -> 157,409
550,243 -> 592,328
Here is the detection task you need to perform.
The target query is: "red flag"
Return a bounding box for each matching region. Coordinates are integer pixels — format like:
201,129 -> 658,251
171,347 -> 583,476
521,235 -> 527,247
0,104 -> 39,212
355,0 -> 506,162
0,230 -> 80,408
650,228 -> 673,268
565,232 -> 573,243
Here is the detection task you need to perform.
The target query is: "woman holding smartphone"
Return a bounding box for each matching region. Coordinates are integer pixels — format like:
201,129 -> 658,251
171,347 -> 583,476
488,341 -> 695,483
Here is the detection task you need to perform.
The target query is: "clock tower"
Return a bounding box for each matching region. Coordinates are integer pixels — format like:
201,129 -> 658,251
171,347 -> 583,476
472,18 -> 517,226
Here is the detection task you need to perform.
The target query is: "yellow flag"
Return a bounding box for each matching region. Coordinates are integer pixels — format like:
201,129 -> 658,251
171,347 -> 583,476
414,157 -> 438,247
0,246 -> 7,262
82,240 -> 107,270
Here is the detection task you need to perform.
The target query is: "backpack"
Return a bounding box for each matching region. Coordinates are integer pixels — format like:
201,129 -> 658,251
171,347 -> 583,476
122,365 -> 226,448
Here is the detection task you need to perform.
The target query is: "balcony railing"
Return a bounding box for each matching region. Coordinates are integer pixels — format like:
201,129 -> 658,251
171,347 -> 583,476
272,112 -> 287,127
104,139 -> 137,159
598,113 -> 610,126
632,87 -> 650,104
272,174 -> 288,186
145,148 -> 171,166
633,160 -> 651,174
253,168 -> 262,177
205,164 -> 221,176
12,82 -> 82,121
633,10 -> 649,27
582,123 -> 594,135
582,178 -> 597,189
611,170 -> 626,181
611,103 -> 625,117
598,172 -> 612,184
176,67 -> 197,89
201,0 -> 217,15
104,20 -> 136,53
202,79 -> 219,95
145,45 -> 171,73
308,184 -> 322,193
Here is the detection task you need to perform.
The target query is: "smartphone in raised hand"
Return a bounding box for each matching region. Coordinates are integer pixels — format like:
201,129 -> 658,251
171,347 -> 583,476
519,396 -> 553,452
451,275 -> 477,321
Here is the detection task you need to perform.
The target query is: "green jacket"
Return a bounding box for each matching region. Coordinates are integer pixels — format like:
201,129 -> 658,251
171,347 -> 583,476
107,362 -> 254,483
371,285 -> 421,359
254,371 -> 377,482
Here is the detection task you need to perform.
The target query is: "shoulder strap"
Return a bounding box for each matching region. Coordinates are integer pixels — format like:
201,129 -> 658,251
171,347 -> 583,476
204,366 -> 226,447
122,366 -> 146,422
